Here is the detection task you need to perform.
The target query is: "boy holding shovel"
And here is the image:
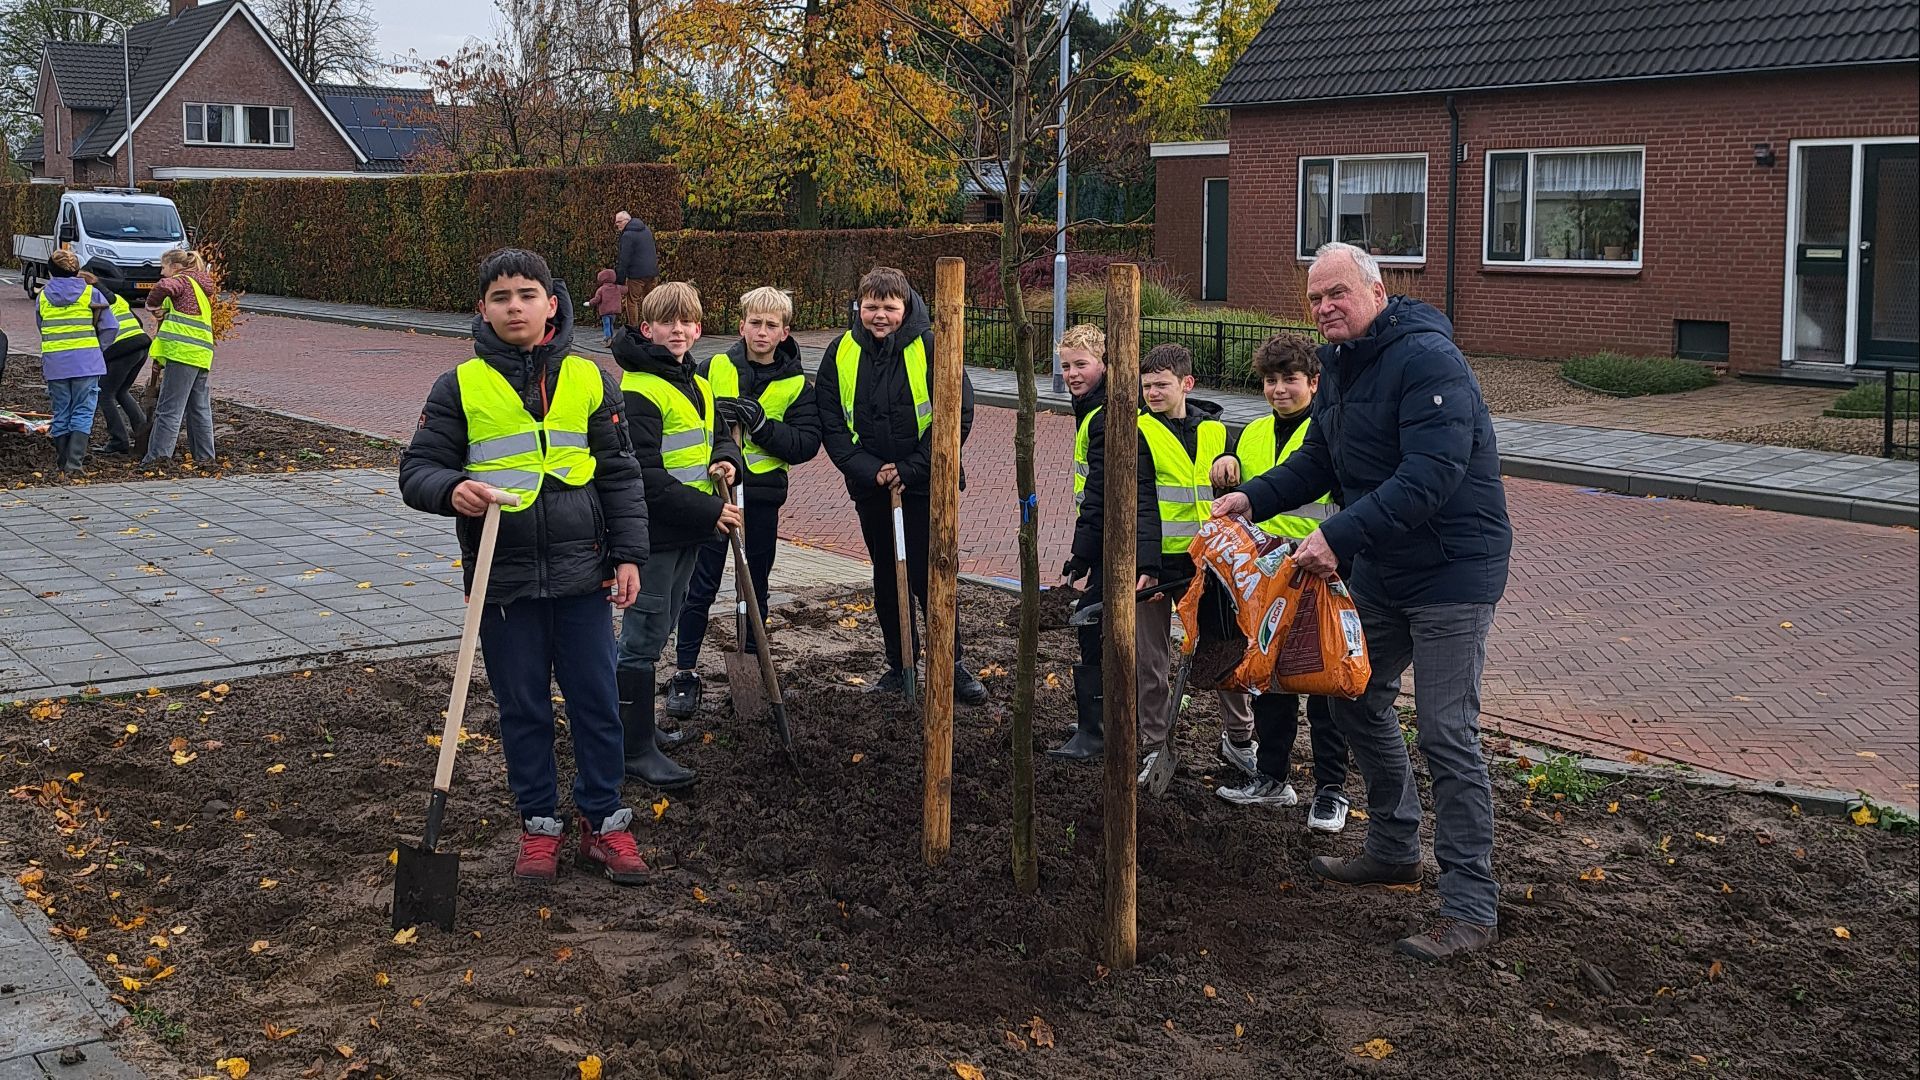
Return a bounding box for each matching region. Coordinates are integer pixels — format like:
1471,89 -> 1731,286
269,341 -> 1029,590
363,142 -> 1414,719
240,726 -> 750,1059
399,248 -> 651,885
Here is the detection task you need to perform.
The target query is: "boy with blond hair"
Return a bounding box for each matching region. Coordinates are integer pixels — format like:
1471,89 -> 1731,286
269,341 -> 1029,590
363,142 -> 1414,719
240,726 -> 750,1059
662,287 -> 823,723
611,282 -> 744,789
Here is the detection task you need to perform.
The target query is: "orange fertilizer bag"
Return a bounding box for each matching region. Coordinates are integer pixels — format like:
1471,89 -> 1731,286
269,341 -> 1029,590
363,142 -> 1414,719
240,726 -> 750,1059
1174,514 -> 1371,699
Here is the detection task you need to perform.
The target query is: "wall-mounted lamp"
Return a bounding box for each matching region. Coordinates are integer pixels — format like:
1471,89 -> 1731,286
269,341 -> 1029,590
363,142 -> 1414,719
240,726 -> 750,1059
1753,143 -> 1776,167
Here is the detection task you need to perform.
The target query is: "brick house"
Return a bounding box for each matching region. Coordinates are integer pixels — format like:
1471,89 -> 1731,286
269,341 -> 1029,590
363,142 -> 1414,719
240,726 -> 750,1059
1155,0 -> 1920,374
18,0 -> 433,183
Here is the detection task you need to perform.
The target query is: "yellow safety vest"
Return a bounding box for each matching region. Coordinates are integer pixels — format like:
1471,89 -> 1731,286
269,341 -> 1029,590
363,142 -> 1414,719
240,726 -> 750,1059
1139,410 -> 1227,555
108,293 -> 145,345
456,355 -> 602,511
708,354 -> 806,474
835,334 -> 931,443
621,369 -> 717,494
1072,405 -> 1102,508
1235,412 -> 1332,540
37,284 -> 103,356
150,277 -> 214,369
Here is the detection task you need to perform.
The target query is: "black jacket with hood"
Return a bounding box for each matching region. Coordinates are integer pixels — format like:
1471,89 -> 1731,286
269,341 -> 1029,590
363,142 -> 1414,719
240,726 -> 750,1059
399,283 -> 649,604
616,219 -> 658,282
698,336 -> 822,507
612,329 -> 746,552
814,287 -> 975,502
1137,395 -> 1233,580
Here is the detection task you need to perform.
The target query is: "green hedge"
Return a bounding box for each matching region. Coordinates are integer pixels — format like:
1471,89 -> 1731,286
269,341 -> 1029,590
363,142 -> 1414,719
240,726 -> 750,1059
1,183 -> 64,267
1560,353 -> 1717,397
1827,372 -> 1918,418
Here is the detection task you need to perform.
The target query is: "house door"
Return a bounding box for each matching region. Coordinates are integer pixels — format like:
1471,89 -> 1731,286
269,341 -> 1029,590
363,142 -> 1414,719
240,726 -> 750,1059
1859,144 -> 1918,367
1202,178 -> 1229,302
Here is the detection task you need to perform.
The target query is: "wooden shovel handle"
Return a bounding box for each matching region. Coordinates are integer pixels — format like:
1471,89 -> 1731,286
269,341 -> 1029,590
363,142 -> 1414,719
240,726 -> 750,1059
718,476 -> 786,707
889,488 -> 916,675
432,490 -> 516,793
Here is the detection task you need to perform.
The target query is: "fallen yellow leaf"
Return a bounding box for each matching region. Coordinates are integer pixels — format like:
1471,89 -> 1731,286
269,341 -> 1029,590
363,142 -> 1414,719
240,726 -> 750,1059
652,797 -> 670,822
119,976 -> 143,991
539,907 -> 551,921
213,684 -> 230,694
393,928 -> 418,945
249,940 -> 270,954
578,1055 -> 604,1080
1834,926 -> 1852,940
1027,1015 -> 1055,1049
1235,1022 -> 1245,1038
951,1064 -> 985,1080
1707,959 -> 1723,980
389,849 -> 399,865
1606,801 -> 1619,814
357,582 -> 373,589
258,878 -> 279,889
1579,866 -> 1606,882
1850,804 -> 1879,827
171,751 -> 197,766
374,971 -> 391,987
1779,621 -> 1793,629
264,1021 -> 298,1040
1352,1038 -> 1395,1060
851,752 -> 865,764
1202,984 -> 1217,999
693,886 -> 710,903
215,1057 -> 250,1079
463,968 -> 474,984
335,1044 -> 355,1058
152,965 -> 177,981
265,764 -> 286,775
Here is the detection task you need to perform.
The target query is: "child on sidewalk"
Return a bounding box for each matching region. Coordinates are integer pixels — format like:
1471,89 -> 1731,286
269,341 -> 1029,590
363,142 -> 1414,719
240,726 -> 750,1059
142,249 -> 218,465
398,247 -> 652,884
816,266 -> 987,705
612,282 -> 744,788
83,273 -> 152,456
662,287 -> 823,723
1208,333 -> 1352,831
35,249 -> 117,476
1134,343 -> 1257,786
589,269 -> 624,345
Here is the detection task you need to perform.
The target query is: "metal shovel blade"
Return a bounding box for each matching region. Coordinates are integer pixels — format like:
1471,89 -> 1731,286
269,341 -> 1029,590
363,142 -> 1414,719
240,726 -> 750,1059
391,843 -> 458,932
727,645 -> 770,723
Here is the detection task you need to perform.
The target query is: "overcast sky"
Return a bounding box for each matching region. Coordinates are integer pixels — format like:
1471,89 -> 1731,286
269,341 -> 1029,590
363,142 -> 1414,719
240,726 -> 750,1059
368,0 -> 1142,87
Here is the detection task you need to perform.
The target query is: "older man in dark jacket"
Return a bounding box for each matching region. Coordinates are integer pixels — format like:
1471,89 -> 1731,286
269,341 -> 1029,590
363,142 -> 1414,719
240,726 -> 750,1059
613,211 -> 658,326
1214,241 -> 1513,962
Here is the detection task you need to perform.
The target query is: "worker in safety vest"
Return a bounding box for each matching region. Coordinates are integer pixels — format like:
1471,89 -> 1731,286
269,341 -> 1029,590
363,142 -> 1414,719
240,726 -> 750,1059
610,281 -> 745,791
814,266 -> 987,706
1206,333 -> 1353,832
36,248 -> 118,475
400,247 -> 652,887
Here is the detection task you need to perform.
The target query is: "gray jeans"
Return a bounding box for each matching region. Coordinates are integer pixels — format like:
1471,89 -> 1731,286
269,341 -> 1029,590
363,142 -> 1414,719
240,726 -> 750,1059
617,543 -> 702,683
143,362 -> 214,463
1331,595 -> 1498,926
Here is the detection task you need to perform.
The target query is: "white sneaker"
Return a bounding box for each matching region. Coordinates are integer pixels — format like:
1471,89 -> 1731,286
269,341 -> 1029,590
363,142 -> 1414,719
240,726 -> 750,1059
1307,787 -> 1351,833
1136,750 -> 1160,787
1217,735 -> 1259,778
1215,776 -> 1297,807
1137,748 -> 1178,792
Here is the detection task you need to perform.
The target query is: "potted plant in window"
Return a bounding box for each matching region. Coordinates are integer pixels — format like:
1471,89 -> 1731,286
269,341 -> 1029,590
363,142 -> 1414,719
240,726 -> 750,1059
1367,231 -> 1388,256
1539,208 -> 1574,259
1587,202 -> 1635,260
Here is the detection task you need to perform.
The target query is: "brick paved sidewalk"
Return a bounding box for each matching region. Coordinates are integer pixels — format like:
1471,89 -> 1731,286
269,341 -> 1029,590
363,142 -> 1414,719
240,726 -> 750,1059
2,880 -> 139,1077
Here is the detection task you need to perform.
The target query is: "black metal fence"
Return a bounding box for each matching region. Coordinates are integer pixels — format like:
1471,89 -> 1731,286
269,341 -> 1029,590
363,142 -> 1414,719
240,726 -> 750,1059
1880,370 -> 1918,461
961,307 -> 1319,392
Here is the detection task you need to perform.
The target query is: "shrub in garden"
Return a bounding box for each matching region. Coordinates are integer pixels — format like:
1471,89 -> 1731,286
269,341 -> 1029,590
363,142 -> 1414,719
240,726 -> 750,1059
1826,372 -> 1918,418
1560,352 -> 1716,396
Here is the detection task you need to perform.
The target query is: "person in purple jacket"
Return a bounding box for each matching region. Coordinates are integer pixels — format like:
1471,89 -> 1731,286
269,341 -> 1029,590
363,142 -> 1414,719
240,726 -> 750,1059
36,248 -> 118,476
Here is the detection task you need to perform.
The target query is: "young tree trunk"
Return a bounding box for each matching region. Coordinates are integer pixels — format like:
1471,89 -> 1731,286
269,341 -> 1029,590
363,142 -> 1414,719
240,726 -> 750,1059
1000,36 -> 1039,896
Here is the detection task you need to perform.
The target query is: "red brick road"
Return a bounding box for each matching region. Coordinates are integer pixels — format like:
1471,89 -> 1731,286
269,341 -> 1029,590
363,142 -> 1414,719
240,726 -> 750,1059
4,301 -> 1914,806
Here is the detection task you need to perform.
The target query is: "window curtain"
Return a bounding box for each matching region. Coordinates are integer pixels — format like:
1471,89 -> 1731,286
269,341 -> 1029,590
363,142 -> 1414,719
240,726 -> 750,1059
1338,158 -> 1426,195
1535,151 -> 1642,194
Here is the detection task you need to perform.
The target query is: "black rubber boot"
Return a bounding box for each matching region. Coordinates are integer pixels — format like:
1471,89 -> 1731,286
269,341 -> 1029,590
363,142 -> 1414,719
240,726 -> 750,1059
51,434 -> 70,475
61,431 -> 88,475
1048,663 -> 1105,762
954,662 -> 988,706
619,671 -> 696,790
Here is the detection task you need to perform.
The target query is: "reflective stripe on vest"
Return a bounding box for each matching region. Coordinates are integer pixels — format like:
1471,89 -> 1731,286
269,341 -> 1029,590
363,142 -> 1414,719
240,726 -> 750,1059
1236,412 -> 1333,540
108,293 -> 144,345
835,334 -> 931,443
37,285 -> 102,355
150,277 -> 214,369
622,369 -> 717,493
1072,405 -> 1102,508
456,355 -> 603,511
708,354 -> 806,474
1139,411 -> 1227,555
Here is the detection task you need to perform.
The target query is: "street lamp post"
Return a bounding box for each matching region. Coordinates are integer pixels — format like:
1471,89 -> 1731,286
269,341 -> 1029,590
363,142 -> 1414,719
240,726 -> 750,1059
58,8 -> 133,189
1049,0 -> 1071,395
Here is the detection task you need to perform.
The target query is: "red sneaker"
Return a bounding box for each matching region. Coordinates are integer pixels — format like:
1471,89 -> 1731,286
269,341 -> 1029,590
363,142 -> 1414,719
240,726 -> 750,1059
578,809 -> 649,885
514,817 -> 565,883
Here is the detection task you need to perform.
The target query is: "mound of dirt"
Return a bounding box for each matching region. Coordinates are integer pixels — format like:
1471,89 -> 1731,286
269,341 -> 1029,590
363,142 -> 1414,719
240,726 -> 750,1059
3,584 -> 1916,1079
2,354 -> 399,488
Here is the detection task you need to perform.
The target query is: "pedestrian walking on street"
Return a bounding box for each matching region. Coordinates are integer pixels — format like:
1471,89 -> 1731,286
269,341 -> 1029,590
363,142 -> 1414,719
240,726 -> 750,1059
142,249 -> 219,464
614,211 -> 658,327
1214,241 -> 1515,962
36,249 -> 118,476
589,269 -> 624,345
83,272 -> 153,455
399,247 -> 653,886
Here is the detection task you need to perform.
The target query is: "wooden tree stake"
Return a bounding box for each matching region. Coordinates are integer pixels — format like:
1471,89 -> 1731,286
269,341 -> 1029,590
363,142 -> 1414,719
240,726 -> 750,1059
924,256 -> 965,866
1101,263 -> 1142,969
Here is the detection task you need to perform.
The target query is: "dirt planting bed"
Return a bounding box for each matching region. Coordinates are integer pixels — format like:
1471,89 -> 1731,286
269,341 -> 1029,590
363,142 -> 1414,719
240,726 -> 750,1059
3,584 -> 1916,1079
2,354 -> 399,488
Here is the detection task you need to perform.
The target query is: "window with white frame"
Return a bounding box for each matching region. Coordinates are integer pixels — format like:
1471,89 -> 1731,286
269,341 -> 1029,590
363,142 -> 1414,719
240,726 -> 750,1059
1486,147 -> 1644,265
1299,155 -> 1428,260
184,103 -> 292,147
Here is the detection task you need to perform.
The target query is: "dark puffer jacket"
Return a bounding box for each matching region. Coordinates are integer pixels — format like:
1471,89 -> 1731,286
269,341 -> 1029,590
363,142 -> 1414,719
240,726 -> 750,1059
1241,296 -> 1512,607
612,331 -> 745,552
699,336 -> 822,508
399,285 -> 649,604
815,288 -> 975,502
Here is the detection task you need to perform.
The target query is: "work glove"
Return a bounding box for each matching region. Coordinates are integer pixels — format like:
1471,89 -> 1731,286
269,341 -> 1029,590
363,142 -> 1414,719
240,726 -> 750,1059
717,396 -> 767,434
1061,556 -> 1091,583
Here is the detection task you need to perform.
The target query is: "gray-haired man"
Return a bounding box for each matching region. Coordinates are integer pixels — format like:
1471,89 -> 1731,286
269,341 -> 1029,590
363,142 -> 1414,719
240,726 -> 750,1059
613,210 -> 658,326
1212,241 -> 1513,961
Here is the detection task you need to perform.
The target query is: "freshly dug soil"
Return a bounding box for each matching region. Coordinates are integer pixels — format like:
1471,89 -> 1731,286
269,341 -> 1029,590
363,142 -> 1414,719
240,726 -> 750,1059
3,584 -> 1916,1079
2,353 -> 399,488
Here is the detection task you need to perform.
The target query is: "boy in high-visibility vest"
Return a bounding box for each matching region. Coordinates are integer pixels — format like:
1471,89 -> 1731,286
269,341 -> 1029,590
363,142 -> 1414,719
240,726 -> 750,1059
399,247 -> 652,885
816,266 -> 986,705
611,282 -> 745,789
1134,343 -> 1256,786
662,287 -> 822,725
1208,333 -> 1353,831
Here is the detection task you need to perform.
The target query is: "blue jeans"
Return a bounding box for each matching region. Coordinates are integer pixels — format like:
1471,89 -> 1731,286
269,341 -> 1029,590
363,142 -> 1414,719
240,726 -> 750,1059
478,592 -> 627,826
1330,596 -> 1499,926
46,375 -> 101,438
618,543 -> 702,685
600,315 -> 615,339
